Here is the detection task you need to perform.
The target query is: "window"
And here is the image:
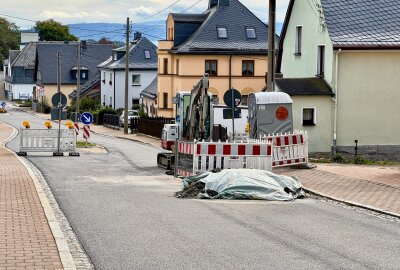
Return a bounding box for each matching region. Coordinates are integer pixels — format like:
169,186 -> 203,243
110,96 -> 113,107
163,93 -> 168,109
217,27 -> 228,38
113,53 -> 117,60
317,45 -> 325,77
81,71 -> 86,79
295,26 -> 302,55
103,95 -> 106,106
246,27 -> 256,39
176,59 -> 180,75
302,108 -> 316,126
205,60 -> 218,76
102,72 -> 105,83
144,50 -> 151,59
212,95 -> 219,104
242,60 -> 254,76
132,74 -> 141,85
241,95 -> 249,106
163,58 -> 168,75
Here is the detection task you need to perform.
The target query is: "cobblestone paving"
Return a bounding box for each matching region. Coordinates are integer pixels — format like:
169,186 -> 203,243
0,123 -> 63,270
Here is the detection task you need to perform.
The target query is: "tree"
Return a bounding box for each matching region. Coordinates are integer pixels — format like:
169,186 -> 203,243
98,37 -> 113,44
0,17 -> 20,71
35,19 -> 78,41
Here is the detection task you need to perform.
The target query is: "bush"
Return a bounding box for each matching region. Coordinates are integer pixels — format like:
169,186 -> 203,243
115,108 -> 124,116
97,107 -> 116,125
353,156 -> 367,165
138,105 -> 148,118
132,104 -> 140,110
332,154 -> 346,163
80,98 -> 99,111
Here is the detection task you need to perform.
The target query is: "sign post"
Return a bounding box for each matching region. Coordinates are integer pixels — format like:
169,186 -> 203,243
81,112 -> 93,148
1,101 -> 6,110
223,88 -> 241,141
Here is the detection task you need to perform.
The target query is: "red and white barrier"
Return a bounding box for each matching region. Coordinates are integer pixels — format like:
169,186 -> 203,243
262,131 -> 308,168
83,125 -> 90,139
74,123 -> 80,136
176,140 -> 273,177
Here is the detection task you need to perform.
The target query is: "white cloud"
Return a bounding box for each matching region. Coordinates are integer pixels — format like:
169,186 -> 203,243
40,10 -> 111,19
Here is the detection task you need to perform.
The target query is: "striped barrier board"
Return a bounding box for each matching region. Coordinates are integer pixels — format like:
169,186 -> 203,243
74,123 -> 80,135
83,125 -> 90,139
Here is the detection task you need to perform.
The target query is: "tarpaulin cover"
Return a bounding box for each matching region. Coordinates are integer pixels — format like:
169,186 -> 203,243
182,169 -> 305,201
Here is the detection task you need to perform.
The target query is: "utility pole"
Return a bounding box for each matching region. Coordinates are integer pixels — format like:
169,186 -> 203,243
76,41 -> 81,118
267,0 -> 276,92
56,50 -> 62,156
124,17 -> 130,134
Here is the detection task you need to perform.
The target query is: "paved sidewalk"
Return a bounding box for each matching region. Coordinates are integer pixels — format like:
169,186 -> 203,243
0,123 -> 63,270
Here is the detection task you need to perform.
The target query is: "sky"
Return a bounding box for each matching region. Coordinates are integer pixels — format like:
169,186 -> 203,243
0,0 -> 290,29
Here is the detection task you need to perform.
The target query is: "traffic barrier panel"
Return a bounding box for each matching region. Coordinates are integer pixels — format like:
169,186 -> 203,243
261,131 -> 308,168
175,140 -> 273,177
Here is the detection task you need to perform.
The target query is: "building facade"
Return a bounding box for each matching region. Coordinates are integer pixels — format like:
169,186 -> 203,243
98,34 -> 158,110
278,0 -> 400,160
157,0 -> 273,117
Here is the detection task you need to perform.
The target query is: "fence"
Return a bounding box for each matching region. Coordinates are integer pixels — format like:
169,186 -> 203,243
18,129 -> 77,155
103,114 -> 120,129
261,131 -> 308,167
138,117 -> 175,138
175,140 -> 273,177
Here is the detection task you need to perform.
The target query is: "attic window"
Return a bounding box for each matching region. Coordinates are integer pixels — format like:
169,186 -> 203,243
144,50 -> 151,59
217,27 -> 228,38
246,27 -> 256,39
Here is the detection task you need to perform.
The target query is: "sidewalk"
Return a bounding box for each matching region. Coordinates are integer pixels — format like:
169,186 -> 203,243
0,123 -> 63,269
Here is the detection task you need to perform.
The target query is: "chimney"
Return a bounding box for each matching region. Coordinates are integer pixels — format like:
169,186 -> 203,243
209,0 -> 229,9
134,31 -> 142,41
218,0 -> 229,6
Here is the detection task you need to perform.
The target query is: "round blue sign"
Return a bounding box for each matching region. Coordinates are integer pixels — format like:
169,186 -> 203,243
80,112 -> 94,125
1,101 -> 6,109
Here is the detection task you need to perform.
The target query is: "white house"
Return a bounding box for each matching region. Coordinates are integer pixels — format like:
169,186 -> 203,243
98,33 -> 158,110
277,0 -> 400,161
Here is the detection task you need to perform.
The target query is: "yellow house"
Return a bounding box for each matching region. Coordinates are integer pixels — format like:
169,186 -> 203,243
157,0 -> 272,117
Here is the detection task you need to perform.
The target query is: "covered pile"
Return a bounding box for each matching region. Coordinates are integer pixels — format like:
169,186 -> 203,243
176,169 -> 305,201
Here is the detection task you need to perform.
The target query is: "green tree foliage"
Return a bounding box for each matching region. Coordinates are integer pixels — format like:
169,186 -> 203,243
35,19 -> 78,41
0,17 -> 20,71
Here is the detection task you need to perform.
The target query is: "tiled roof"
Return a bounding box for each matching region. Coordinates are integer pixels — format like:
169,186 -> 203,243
13,43 -> 36,68
9,50 -> 21,66
140,77 -> 157,99
171,13 -> 208,23
98,37 -> 157,70
321,0 -> 400,48
37,43 -> 112,84
276,77 -> 334,96
69,72 -> 101,100
172,0 -> 276,54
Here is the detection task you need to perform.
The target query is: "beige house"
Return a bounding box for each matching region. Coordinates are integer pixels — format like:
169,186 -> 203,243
277,0 -> 400,160
157,0 -> 273,117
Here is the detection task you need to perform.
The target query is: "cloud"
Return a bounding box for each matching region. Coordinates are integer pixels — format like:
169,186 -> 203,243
40,10 -> 111,19
128,6 -> 156,19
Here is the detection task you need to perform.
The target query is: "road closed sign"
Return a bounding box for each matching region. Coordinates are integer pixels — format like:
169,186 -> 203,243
276,107 -> 289,121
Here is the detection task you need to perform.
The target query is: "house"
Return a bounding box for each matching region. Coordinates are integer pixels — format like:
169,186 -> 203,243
98,33 -> 158,110
277,0 -> 400,160
157,0 -> 273,118
140,77 -> 158,117
35,42 -> 113,105
68,72 -> 101,102
3,50 -> 20,99
20,29 -> 39,50
5,43 -> 36,100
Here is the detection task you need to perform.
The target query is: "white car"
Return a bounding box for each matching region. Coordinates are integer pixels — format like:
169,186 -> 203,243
119,110 -> 139,127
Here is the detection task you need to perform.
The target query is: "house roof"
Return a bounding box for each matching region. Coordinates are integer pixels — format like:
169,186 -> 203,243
12,43 -> 36,68
37,43 -> 112,84
171,0 -> 276,55
69,72 -> 101,100
321,0 -> 400,48
140,77 -> 157,99
171,13 -> 208,23
9,50 -> 21,66
276,77 -> 334,96
98,37 -> 158,70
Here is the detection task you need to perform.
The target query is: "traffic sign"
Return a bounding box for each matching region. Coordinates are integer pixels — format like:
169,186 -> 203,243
51,93 -> 67,108
70,112 -> 81,123
81,112 -> 94,125
1,101 -> 6,109
83,125 -> 90,139
51,108 -> 67,120
223,89 -> 241,108
223,108 -> 242,119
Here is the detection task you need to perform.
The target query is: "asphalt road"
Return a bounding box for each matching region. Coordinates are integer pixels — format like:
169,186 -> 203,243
2,108 -> 400,270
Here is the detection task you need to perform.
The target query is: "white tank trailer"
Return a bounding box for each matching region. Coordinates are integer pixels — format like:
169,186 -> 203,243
248,92 -> 293,139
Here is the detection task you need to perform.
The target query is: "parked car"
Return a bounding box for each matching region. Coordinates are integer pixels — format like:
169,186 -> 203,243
119,110 -> 139,127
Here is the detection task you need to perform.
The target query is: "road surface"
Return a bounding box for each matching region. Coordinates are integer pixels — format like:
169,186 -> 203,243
2,108 -> 399,270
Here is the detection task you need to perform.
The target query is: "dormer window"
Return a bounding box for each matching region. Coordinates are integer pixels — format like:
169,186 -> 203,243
217,27 -> 228,38
144,50 -> 151,59
246,27 -> 256,39
113,53 -> 117,60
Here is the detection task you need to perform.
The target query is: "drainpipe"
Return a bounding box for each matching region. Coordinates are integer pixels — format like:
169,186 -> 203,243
113,70 -> 116,109
333,49 -> 342,155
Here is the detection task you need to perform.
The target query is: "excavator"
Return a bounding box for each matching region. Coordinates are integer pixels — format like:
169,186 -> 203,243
157,74 -> 214,170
